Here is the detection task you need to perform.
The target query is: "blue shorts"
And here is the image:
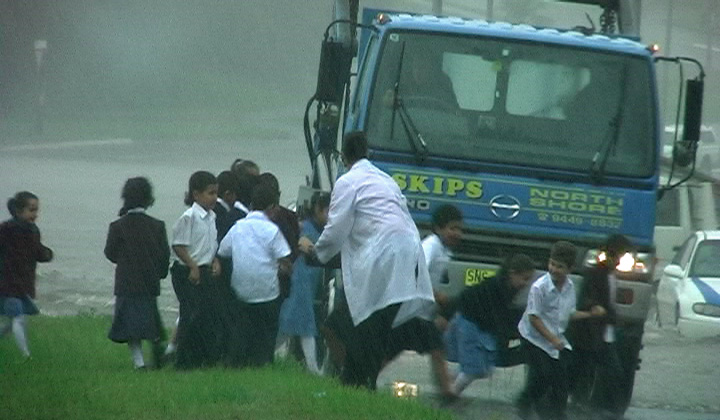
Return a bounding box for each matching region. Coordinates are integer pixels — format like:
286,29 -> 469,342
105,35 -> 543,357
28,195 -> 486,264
444,313 -> 497,377
0,296 -> 40,317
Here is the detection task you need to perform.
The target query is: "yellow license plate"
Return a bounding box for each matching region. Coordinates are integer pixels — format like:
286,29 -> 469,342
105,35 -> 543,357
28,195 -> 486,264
464,268 -> 496,286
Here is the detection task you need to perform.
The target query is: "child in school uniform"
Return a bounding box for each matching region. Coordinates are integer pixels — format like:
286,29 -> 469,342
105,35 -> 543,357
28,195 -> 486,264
516,241 -> 607,420
170,171 -> 222,370
445,253 -> 535,396
213,170 -> 247,367
422,204 -> 464,328
105,177 -> 170,370
278,191 -> 331,375
0,191 -> 53,359
218,183 -> 292,367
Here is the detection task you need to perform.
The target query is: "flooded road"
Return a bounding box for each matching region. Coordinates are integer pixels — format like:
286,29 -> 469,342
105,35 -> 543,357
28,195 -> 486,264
0,111 -> 307,321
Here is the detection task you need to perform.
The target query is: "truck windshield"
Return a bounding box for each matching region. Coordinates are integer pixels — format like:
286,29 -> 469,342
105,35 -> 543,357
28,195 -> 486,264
365,30 -> 655,178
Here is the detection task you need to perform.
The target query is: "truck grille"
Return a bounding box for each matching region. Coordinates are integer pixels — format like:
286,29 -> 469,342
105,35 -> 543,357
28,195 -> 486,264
454,232 -> 553,267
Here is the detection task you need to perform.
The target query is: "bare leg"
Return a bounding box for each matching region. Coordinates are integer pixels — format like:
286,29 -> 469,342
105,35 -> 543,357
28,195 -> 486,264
300,335 -> 321,375
430,349 -> 456,400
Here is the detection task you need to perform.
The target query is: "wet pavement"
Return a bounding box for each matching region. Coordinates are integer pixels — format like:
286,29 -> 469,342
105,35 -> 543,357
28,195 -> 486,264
2,134 -> 719,420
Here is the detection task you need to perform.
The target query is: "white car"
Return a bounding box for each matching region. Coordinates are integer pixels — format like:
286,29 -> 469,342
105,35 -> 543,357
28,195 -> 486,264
656,230 -> 720,338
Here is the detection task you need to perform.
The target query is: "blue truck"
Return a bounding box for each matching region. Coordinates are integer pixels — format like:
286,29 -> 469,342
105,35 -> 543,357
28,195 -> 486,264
302,0 -> 705,412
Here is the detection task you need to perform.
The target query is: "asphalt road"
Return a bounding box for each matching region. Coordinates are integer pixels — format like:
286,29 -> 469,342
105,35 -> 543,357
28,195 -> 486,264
1,134 -> 718,420
376,320 -> 720,419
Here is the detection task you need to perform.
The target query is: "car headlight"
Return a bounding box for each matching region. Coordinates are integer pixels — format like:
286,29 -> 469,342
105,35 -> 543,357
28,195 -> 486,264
692,303 -> 720,318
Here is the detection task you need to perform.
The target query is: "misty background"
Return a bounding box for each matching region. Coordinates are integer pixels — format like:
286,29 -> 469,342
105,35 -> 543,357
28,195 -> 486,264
0,0 -> 717,144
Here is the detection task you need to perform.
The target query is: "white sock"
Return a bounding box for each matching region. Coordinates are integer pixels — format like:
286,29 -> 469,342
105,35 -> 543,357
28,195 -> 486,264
300,336 -> 321,375
164,342 -> 176,355
453,372 -> 478,396
274,334 -> 290,358
12,316 -> 30,357
129,340 -> 145,368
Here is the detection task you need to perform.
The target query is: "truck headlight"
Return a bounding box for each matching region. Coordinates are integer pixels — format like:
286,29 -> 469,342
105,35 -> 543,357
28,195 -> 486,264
583,250 -> 653,275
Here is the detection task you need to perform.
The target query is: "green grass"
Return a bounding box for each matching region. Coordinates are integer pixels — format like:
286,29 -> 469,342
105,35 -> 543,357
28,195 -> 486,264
0,315 -> 454,420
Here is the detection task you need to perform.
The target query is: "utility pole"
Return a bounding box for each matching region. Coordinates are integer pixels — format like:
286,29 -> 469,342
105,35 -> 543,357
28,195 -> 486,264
33,39 -> 47,135
706,0 -> 715,70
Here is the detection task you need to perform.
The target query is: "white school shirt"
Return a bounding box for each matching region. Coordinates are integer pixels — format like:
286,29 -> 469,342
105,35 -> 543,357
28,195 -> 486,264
518,272 -> 577,359
604,272 -> 618,343
216,197 -> 231,212
314,158 -> 435,327
171,202 -> 218,266
422,233 -> 452,289
233,201 -> 250,215
217,211 -> 290,303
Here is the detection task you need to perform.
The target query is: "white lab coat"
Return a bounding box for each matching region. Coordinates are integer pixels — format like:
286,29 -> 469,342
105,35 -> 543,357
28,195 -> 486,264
314,159 -> 435,326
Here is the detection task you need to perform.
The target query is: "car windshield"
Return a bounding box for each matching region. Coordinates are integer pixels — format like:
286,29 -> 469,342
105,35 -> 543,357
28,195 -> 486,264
365,30 -> 655,178
690,239 -> 720,277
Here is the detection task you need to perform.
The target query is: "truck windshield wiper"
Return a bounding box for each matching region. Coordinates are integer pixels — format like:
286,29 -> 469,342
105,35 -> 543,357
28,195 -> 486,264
395,96 -> 428,161
589,112 -> 622,183
589,68 -> 628,183
390,43 -> 428,162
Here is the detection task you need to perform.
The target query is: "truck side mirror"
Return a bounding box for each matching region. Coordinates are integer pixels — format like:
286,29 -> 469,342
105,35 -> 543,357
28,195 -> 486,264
682,79 -> 704,143
673,78 -> 705,168
315,39 -> 354,103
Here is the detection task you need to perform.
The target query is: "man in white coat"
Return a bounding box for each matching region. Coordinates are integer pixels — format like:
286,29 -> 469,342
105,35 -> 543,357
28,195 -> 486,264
310,131 -> 452,396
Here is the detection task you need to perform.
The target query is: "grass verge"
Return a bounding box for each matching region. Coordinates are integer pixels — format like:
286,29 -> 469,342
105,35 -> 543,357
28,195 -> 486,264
0,315 -> 453,420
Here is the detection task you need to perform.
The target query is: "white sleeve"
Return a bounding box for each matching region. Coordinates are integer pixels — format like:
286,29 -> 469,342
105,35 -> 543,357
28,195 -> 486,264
172,213 -> 192,246
271,229 -> 291,260
314,176 -> 355,263
422,236 -> 437,270
526,283 -> 542,317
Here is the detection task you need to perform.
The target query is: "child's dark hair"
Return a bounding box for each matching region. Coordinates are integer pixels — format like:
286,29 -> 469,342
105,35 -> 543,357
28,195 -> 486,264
431,204 -> 463,230
311,191 -> 331,212
7,191 -> 38,218
236,173 -> 258,207
497,253 -> 535,281
258,172 -> 281,205
184,171 -> 217,206
231,159 -> 259,177
342,131 -> 368,164
550,241 -> 577,269
605,234 -> 632,260
119,177 -> 154,216
217,171 -> 239,198
251,182 -> 276,211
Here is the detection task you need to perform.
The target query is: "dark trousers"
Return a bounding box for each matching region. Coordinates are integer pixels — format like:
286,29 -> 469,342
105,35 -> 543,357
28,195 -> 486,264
171,263 -> 223,369
518,339 -> 570,420
340,303 -> 402,389
570,343 -> 624,413
245,298 -> 280,367
214,259 -> 248,367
